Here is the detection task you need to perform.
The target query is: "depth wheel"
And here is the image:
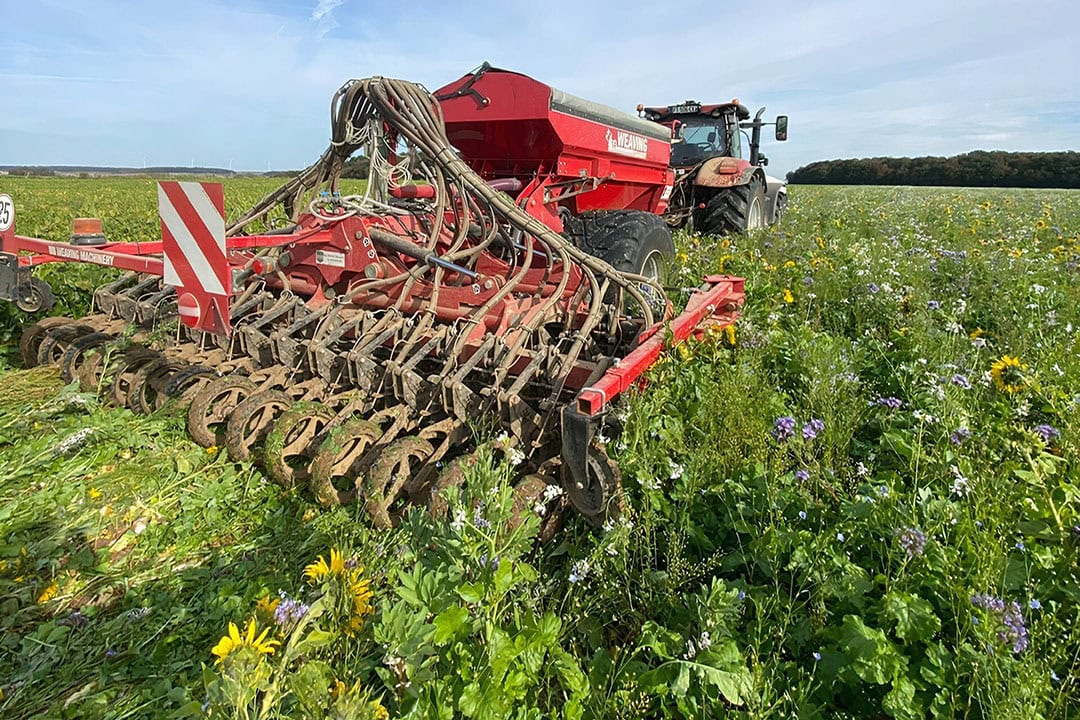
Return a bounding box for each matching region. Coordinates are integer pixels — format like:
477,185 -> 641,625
309,417 -> 382,506
15,277 -> 56,314
76,346 -> 109,393
20,317 -> 72,368
225,390 -> 292,463
563,447 -> 623,526
186,375 -> 255,448
163,365 -> 217,404
128,359 -> 185,415
365,437 -> 434,529
427,453 -> 477,519
36,324 -> 94,368
107,349 -> 163,408
59,332 -> 113,384
263,402 -> 334,489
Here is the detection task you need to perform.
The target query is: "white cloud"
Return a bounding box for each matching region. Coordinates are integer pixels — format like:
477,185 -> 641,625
0,0 -> 1076,172
311,0 -> 345,39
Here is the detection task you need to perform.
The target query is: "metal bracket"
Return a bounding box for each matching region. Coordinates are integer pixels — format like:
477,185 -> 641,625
0,252 -> 30,303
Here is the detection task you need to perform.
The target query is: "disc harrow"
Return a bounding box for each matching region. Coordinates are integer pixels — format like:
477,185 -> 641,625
1,71 -> 745,530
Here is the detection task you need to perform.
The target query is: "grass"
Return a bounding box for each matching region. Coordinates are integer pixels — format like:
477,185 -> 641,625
0,179 -> 1077,718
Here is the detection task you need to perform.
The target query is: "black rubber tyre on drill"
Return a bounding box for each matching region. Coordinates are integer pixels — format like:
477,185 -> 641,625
695,174 -> 767,236
563,210 -> 675,286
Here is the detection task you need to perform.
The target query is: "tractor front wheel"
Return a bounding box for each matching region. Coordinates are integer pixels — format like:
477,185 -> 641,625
697,175 -> 767,236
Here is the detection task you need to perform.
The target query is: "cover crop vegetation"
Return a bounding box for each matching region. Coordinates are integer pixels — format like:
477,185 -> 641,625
0,178 -> 1077,719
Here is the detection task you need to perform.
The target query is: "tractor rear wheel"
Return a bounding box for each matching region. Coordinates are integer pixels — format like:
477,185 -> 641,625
697,175 -> 767,236
564,210 -> 675,284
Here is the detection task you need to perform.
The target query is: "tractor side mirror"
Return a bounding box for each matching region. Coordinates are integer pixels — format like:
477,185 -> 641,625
671,120 -> 685,143
775,115 -> 789,142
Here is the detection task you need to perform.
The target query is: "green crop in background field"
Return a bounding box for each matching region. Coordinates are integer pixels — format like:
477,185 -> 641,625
0,181 -> 1078,718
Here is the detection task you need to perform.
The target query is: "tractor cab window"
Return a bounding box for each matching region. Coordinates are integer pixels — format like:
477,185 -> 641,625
669,117 -> 727,166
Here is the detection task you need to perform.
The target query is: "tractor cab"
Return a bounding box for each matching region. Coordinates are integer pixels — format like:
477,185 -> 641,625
640,101 -> 750,168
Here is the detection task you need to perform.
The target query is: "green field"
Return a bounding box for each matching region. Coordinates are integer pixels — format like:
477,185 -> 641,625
0,179 -> 1078,719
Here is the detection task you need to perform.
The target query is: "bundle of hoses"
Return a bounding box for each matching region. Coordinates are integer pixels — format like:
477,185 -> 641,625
231,76 -> 667,330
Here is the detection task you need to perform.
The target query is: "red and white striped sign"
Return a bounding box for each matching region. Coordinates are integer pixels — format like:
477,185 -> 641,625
157,181 -> 231,334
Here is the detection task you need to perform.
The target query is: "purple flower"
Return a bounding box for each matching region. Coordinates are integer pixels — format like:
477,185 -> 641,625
812,652 -> 822,661
794,469 -> 810,482
473,504 -> 491,530
771,416 -> 797,442
737,590 -> 746,601
274,594 -> 310,629
867,283 -> 880,294
897,527 -> 927,559
1029,599 -> 1041,610
875,396 -> 903,410
971,593 -> 1029,653
798,510 -> 807,520
106,647 -> 118,659
927,300 -> 941,311
1033,424 -> 1059,442
802,418 -> 825,440
802,275 -> 814,286
951,427 -> 971,446
951,374 -> 972,389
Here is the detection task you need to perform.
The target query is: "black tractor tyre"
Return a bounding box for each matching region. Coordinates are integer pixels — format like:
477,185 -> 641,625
563,210 -> 675,284
696,175 -> 767,236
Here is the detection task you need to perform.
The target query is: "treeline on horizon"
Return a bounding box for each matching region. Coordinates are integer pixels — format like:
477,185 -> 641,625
786,151 -> 1080,188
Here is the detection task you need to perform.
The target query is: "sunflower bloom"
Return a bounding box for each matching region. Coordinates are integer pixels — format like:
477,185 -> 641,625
990,355 -> 1028,394
305,549 -> 375,637
305,548 -> 346,584
211,619 -> 280,666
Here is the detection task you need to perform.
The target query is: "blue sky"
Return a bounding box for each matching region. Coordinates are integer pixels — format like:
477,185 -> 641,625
2,0 -> 1077,174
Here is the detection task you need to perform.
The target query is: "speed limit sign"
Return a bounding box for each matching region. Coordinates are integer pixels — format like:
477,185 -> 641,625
0,194 -> 13,232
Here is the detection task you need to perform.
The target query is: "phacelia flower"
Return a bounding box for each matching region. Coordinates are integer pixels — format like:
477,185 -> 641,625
802,418 -> 825,440
897,527 -> 927,559
794,469 -> 810,482
875,396 -> 903,410
971,593 -> 1030,654
1033,424 -> 1059,442
950,427 -> 971,446
771,416 -> 797,442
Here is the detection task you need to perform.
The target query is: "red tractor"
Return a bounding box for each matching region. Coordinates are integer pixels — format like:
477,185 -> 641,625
638,100 -> 789,235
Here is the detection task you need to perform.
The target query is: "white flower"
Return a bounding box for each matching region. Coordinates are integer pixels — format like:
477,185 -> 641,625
533,501 -> 547,517
450,508 -> 466,532
542,485 -> 564,503
507,447 -> 525,467
668,459 -> 684,481
950,465 -> 970,497
568,559 -> 590,584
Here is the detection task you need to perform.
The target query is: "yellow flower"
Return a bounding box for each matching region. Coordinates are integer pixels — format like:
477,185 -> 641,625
980,201 -> 991,210
38,581 -> 58,604
1035,219 -> 1048,230
305,548 -> 346,583
206,445 -> 218,454
724,324 -> 736,347
255,594 -> 280,618
783,260 -> 796,268
782,288 -> 794,304
88,487 -> 102,500
330,679 -> 347,700
990,355 -> 1028,394
305,549 -> 375,637
675,250 -> 688,263
372,702 -> 389,720
211,619 -> 280,666
1009,248 -> 1023,258
968,327 -> 984,339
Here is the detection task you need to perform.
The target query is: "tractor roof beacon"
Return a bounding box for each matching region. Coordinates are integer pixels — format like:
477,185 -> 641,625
638,99 -> 789,235
0,65 -> 745,533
